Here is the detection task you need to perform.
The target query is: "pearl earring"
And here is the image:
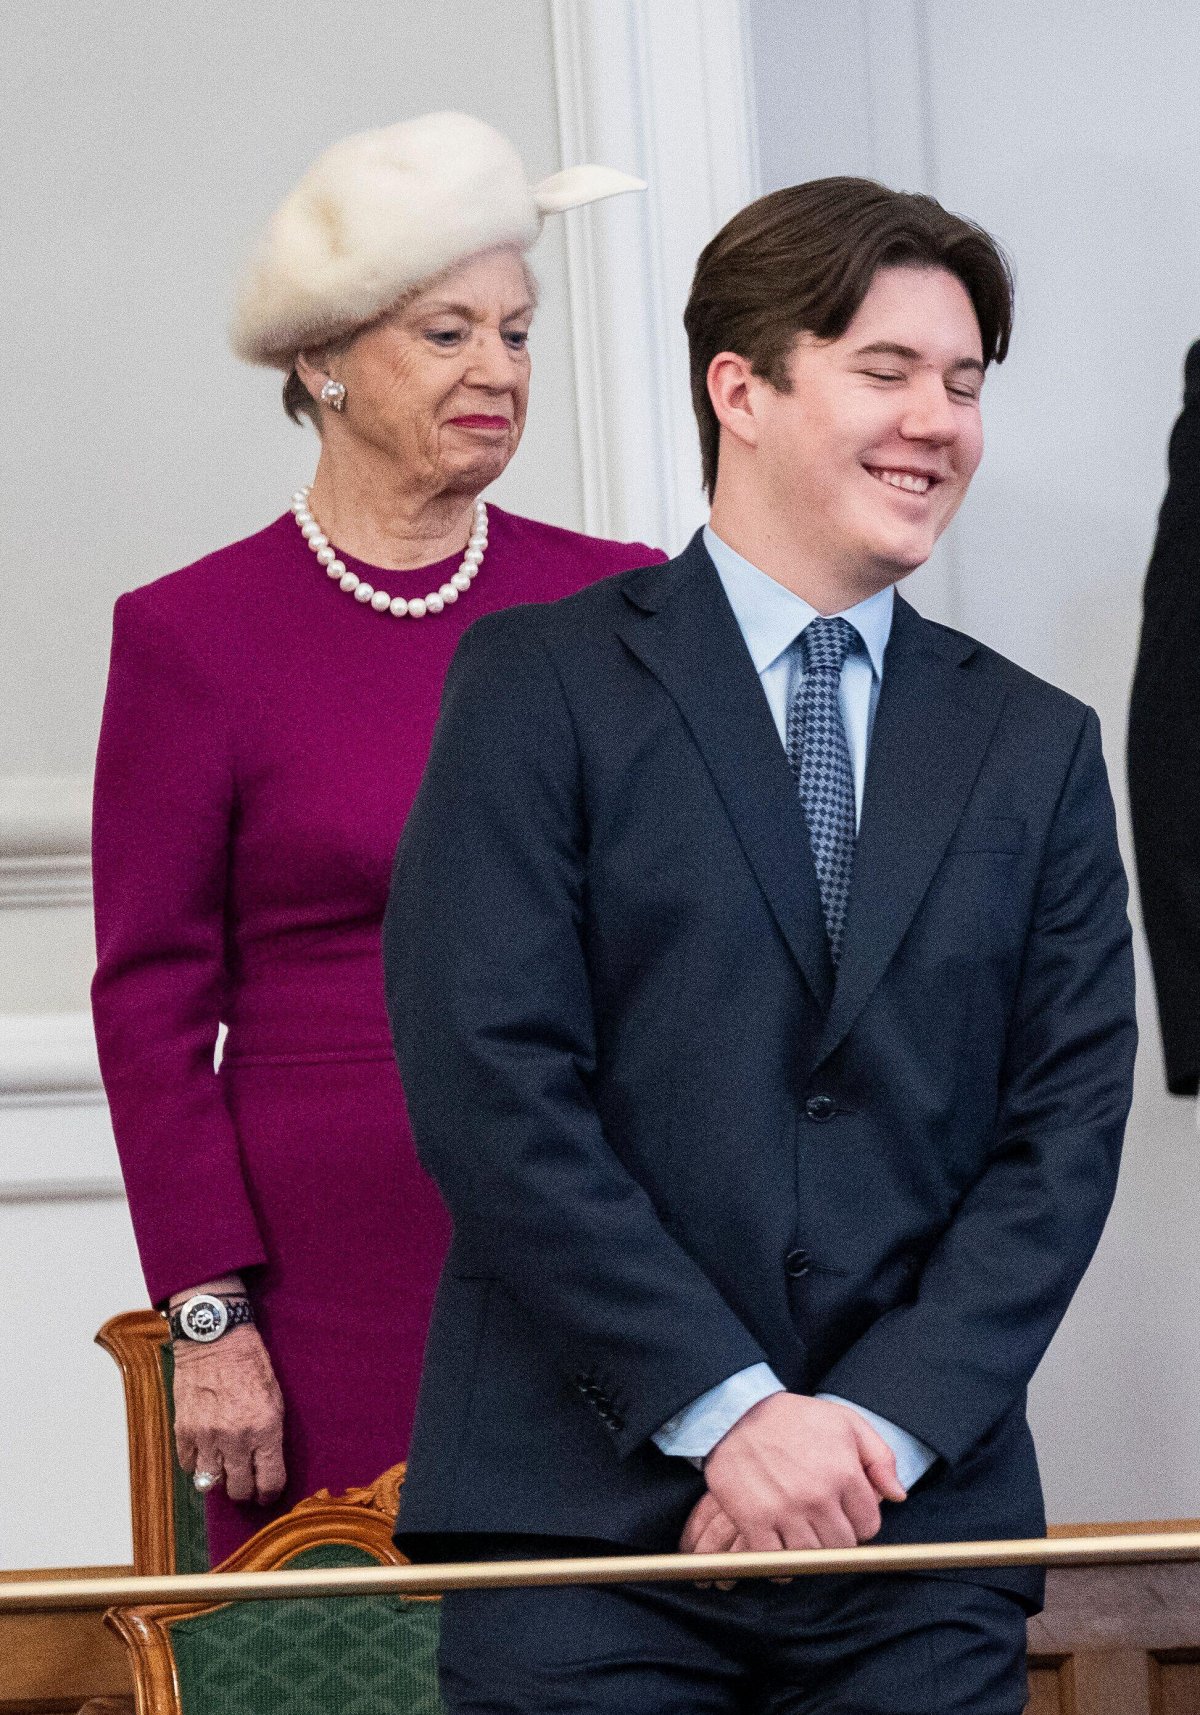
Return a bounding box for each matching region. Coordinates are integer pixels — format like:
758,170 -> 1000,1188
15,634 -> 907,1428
320,378 -> 346,412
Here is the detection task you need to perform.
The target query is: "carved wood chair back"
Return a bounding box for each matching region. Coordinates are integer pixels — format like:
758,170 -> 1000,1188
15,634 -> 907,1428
104,1465 -> 441,1715
95,1310 -> 210,1576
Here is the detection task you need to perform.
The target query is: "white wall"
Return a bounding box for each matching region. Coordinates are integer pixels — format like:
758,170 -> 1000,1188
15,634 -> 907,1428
748,0 -> 1200,1524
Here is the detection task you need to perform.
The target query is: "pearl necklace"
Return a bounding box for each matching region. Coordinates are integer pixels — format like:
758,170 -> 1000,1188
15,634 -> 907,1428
290,487 -> 487,619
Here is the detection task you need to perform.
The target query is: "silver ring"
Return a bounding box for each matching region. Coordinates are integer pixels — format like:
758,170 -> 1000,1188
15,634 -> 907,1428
193,1470 -> 219,1493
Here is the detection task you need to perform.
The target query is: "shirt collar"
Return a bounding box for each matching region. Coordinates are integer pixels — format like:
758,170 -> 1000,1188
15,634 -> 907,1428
703,524 -> 894,680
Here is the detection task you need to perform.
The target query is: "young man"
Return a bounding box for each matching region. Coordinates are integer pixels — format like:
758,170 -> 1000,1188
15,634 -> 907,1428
384,179 -> 1137,1714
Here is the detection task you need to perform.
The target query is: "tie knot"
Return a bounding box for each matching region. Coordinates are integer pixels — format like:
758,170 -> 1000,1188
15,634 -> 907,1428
799,615 -> 859,675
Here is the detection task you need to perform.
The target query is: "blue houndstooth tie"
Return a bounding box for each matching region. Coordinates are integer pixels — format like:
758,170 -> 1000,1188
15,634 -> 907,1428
786,617 -> 859,966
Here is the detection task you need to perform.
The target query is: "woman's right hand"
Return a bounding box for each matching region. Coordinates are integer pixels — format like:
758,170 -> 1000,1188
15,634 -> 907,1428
170,1281 -> 286,1506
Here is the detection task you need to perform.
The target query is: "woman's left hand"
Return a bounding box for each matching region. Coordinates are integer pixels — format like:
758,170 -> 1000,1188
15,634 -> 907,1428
173,1324 -> 287,1505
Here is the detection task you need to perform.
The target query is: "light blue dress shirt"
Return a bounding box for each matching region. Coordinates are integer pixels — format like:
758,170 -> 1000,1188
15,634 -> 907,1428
650,526 -> 936,1494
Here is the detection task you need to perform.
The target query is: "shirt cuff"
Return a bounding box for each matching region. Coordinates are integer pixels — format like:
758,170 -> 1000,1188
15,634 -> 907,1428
652,1363 -> 786,1460
816,1393 -> 937,1491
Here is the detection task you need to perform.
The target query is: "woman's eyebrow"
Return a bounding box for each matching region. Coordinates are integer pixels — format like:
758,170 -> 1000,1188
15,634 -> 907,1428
416,299 -> 535,321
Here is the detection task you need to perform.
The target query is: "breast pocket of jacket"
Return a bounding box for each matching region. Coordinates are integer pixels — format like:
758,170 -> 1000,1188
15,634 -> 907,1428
942,815 -> 1029,961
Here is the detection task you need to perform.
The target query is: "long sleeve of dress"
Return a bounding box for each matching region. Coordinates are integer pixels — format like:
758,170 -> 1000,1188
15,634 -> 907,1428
91,591 -> 267,1303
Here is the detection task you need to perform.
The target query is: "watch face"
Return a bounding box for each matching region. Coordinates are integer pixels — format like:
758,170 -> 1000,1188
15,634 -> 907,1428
180,1295 -> 230,1343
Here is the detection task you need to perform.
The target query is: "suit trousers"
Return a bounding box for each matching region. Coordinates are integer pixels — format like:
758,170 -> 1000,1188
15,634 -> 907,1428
436,1537 -> 1030,1715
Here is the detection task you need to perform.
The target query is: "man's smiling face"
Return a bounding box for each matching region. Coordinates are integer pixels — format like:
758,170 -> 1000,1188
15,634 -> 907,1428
753,264 -> 986,599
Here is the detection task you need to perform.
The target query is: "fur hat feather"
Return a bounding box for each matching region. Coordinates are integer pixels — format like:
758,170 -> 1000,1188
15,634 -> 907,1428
231,111 -> 645,368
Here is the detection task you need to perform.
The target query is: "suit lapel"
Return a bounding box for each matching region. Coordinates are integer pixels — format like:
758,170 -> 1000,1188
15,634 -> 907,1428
618,536 -> 834,1010
814,595 -> 1008,1065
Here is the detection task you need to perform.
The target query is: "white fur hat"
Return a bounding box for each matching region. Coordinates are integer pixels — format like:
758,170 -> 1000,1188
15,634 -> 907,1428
231,110 -> 645,368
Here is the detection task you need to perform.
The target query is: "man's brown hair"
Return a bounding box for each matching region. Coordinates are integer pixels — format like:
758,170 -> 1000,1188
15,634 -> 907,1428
683,177 -> 1014,499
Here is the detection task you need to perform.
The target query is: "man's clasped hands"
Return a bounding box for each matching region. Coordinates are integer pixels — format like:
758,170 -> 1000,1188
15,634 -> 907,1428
680,1394 -> 907,1571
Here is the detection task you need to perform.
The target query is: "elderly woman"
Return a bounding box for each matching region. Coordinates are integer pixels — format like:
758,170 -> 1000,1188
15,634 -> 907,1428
91,111 -> 664,1563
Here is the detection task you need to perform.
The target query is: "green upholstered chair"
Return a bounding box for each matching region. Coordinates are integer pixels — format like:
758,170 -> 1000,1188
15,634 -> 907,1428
106,1464 -> 443,1715
97,1310 -> 211,1575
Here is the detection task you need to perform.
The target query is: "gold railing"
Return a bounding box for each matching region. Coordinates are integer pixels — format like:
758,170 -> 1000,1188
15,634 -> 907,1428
5,1530 -> 1200,1613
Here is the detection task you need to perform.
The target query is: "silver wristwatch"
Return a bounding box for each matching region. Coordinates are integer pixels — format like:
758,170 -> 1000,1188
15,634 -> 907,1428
168,1293 -> 254,1344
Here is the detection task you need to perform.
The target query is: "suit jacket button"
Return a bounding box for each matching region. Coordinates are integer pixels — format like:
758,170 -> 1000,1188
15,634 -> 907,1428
785,1248 -> 811,1277
805,1094 -> 837,1122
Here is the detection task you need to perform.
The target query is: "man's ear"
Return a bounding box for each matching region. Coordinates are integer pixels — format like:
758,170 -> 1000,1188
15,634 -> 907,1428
707,351 -> 761,452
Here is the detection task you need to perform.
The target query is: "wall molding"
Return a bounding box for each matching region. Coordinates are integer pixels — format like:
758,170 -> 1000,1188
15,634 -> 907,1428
549,0 -> 760,553
0,1010 -> 104,1108
859,0 -> 962,629
862,0 -> 937,196
0,774 -> 92,909
0,1175 -> 125,1204
0,1012 -> 121,1202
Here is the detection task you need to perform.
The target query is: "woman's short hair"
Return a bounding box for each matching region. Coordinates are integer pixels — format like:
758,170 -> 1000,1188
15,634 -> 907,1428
283,368 -> 319,427
683,176 -> 1015,499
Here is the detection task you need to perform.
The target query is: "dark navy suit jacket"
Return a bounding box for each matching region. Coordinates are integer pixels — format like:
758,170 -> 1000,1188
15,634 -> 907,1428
383,534 -> 1136,1605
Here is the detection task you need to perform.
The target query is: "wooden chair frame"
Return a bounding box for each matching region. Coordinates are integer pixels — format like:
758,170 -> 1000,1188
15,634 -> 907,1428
104,1465 -> 419,1715
96,1310 -> 178,1576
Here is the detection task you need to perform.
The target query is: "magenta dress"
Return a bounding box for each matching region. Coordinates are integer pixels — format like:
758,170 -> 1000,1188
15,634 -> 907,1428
91,504 -> 664,1563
